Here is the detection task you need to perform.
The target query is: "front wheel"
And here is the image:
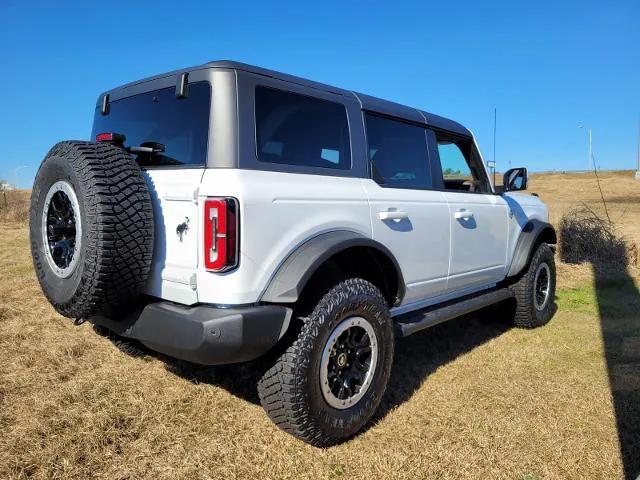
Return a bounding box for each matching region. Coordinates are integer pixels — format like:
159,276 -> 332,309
257,278 -> 394,447
510,242 -> 557,328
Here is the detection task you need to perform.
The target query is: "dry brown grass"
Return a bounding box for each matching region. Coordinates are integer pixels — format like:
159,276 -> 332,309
1,171 -> 640,479
0,190 -> 30,224
529,170 -> 640,248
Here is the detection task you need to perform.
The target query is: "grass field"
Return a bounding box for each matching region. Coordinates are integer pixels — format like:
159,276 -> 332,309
1,171 -> 639,479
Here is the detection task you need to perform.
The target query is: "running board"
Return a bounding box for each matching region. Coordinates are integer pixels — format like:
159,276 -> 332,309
394,287 -> 514,337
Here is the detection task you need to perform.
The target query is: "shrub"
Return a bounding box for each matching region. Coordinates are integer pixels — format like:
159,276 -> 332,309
559,205 -> 636,268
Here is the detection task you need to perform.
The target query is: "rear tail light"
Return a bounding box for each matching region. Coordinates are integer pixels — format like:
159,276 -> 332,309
203,197 -> 239,272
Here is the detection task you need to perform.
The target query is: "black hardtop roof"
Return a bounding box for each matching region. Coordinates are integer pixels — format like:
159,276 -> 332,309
102,60 -> 471,137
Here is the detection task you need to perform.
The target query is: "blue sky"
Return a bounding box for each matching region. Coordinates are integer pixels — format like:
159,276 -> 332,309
0,0 -> 638,187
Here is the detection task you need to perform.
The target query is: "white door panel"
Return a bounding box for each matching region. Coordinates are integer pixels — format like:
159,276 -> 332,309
143,169 -> 204,304
196,169 -> 372,305
444,192 -> 509,291
363,179 -> 450,304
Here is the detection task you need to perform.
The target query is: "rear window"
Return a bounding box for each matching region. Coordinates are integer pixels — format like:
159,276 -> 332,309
91,82 -> 210,166
365,113 -> 432,189
255,86 -> 351,170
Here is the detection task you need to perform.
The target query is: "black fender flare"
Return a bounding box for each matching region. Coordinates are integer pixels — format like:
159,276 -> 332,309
507,220 -> 557,277
260,230 -> 406,305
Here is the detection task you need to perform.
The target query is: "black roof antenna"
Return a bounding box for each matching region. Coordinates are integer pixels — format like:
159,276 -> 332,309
492,107 -> 497,186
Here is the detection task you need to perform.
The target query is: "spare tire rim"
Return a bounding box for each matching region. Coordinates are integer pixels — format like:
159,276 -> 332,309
320,316 -> 378,410
534,262 -> 551,311
41,181 -> 82,278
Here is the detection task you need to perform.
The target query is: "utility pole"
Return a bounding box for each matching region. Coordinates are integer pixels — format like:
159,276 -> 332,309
588,129 -> 593,171
578,125 -> 593,171
635,118 -> 640,180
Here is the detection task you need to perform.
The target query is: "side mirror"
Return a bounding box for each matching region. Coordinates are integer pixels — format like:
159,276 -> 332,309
503,167 -> 528,192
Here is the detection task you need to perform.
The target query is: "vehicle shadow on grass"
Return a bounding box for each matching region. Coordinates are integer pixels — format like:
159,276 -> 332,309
93,325 -> 265,405
591,266 -> 640,480
372,310 -> 511,423
97,306 -> 513,416
88,265 -> 640,471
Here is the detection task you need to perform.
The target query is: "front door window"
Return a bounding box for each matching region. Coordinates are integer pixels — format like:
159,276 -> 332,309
436,135 -> 490,193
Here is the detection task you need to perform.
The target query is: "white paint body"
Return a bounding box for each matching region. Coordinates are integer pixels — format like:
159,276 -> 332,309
142,168 -> 549,316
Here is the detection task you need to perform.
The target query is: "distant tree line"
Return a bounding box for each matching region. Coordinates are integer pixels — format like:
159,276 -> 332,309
443,168 -> 462,177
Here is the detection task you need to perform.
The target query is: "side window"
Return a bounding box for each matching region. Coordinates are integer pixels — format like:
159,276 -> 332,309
439,142 -> 472,179
365,113 -> 431,189
435,134 -> 489,192
255,86 -> 351,170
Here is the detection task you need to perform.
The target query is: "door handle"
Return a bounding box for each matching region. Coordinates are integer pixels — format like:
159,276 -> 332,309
379,210 -> 408,221
454,209 -> 474,220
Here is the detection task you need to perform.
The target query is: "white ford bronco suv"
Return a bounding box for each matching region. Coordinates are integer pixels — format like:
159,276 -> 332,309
30,61 -> 557,446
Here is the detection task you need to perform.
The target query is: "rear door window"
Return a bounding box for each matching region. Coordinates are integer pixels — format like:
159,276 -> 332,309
365,113 -> 432,189
91,82 -> 211,167
255,86 -> 351,170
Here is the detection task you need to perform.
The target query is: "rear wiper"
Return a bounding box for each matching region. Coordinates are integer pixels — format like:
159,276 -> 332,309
127,141 -> 166,155
126,141 -> 184,165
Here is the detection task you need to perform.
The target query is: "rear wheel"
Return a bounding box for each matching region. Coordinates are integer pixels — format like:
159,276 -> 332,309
257,278 -> 394,447
510,242 -> 556,328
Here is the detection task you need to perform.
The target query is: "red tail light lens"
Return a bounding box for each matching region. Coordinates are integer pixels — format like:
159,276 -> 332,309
203,197 -> 239,272
95,132 -> 126,144
96,132 -> 114,142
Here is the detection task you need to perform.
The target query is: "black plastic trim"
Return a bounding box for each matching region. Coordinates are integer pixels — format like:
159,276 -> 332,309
395,287 -> 514,337
260,230 -> 406,306
90,302 -> 292,365
507,220 -> 557,277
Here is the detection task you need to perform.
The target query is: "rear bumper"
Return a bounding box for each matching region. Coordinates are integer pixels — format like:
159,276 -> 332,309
90,302 -> 292,365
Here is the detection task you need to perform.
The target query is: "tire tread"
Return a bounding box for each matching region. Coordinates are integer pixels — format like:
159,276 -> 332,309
30,141 -> 154,319
257,278 -> 392,447
510,242 -> 556,328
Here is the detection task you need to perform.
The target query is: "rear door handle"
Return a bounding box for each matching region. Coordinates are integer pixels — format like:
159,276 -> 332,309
379,210 -> 408,221
454,209 -> 474,220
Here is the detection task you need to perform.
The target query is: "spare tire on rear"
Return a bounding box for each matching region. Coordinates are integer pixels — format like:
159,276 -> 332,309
30,141 -> 154,319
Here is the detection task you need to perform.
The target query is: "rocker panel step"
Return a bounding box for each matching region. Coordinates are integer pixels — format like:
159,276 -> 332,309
395,287 -> 514,337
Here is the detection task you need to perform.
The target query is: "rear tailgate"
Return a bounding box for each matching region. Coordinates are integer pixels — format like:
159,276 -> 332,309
143,169 -> 204,304
91,80 -> 212,305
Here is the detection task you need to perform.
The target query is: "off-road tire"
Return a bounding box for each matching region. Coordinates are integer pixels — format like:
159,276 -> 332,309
257,278 -> 394,447
30,141 -> 154,319
510,242 -> 556,328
